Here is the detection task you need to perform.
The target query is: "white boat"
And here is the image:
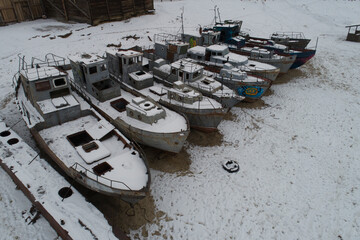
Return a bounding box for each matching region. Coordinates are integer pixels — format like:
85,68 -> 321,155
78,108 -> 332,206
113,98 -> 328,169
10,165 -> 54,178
14,55 -> 150,204
187,44 -> 280,81
152,58 -> 244,108
68,53 -> 190,153
231,46 -> 296,74
207,63 -> 271,102
105,50 -> 228,132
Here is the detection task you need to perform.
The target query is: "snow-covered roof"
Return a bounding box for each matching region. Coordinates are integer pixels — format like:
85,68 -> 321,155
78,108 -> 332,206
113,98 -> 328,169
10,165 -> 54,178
187,46 -> 206,55
116,50 -> 143,58
206,45 -> 228,52
171,59 -> 203,73
68,53 -> 105,65
37,95 -> 79,114
21,66 -> 65,81
129,71 -> 152,82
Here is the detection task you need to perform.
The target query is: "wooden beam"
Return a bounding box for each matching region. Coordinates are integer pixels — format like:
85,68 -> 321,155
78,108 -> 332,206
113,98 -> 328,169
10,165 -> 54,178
61,0 -> 68,21
105,0 -> 110,21
26,0 -> 35,20
67,0 -> 90,19
44,0 -> 66,17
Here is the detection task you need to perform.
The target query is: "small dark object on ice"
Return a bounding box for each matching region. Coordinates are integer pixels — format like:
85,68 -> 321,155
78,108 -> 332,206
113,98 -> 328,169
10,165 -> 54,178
122,34 -> 140,40
107,42 -> 122,48
223,160 -> 239,173
58,31 -> 72,38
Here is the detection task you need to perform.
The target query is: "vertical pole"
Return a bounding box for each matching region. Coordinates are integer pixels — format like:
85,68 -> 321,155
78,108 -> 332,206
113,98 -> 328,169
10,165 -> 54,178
61,0 -> 68,21
105,0 -> 110,21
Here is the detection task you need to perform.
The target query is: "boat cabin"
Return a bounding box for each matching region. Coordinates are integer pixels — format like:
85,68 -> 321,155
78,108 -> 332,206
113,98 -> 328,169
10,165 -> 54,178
19,66 -> 81,127
106,50 -> 144,83
155,40 -> 189,62
213,20 -> 242,42
182,30 -> 220,47
69,54 -> 121,102
125,96 -> 166,124
128,70 -> 154,90
242,46 -> 274,59
169,59 -> 204,83
219,63 -> 248,81
346,24 -> 360,42
167,81 -> 203,104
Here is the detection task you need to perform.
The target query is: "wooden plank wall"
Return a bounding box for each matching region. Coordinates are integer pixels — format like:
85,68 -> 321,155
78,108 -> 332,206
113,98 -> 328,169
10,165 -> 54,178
43,0 -> 90,23
1,0 -> 154,25
0,0 -> 43,24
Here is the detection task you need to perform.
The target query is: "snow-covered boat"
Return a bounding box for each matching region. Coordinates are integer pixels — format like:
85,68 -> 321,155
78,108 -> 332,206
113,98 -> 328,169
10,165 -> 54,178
232,46 -> 296,73
206,63 -> 271,102
151,58 -> 244,108
68,53 -> 190,153
106,50 -> 227,132
270,32 -> 311,50
187,44 -> 280,81
14,55 -> 150,204
243,36 -> 316,70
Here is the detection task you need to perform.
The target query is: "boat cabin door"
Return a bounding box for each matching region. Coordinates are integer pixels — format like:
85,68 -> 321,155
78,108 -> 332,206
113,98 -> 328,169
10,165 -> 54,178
80,65 -> 87,85
178,70 -> 184,81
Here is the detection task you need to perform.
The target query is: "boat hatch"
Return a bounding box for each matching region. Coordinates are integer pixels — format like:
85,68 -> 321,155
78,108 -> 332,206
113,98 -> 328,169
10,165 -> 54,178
110,98 -> 129,112
93,162 -> 113,176
82,141 -> 99,152
75,140 -> 111,164
67,130 -> 93,147
135,71 -> 146,76
149,86 -> 167,96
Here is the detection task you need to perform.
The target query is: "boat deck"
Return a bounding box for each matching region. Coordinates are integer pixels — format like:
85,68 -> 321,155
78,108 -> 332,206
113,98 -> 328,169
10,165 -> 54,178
38,115 -> 148,190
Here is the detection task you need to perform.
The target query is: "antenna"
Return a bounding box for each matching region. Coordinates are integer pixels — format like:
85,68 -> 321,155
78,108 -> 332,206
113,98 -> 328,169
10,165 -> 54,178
181,7 -> 184,36
214,5 -> 217,24
217,7 -> 222,24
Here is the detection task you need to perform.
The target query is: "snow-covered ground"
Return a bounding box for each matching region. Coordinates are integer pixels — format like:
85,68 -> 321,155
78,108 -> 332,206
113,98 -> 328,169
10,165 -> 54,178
1,0 -> 360,239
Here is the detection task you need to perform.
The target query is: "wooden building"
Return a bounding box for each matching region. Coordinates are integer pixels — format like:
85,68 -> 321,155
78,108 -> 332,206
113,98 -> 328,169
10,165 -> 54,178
0,0 -> 44,25
0,0 -> 154,25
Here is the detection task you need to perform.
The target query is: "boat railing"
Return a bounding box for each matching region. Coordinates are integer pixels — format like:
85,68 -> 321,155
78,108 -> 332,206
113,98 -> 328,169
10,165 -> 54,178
70,162 -> 132,191
154,33 -> 181,44
68,77 -> 92,103
17,54 -> 67,81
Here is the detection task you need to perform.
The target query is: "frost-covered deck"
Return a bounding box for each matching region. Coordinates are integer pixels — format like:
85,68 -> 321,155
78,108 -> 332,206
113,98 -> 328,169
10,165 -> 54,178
39,115 -> 148,191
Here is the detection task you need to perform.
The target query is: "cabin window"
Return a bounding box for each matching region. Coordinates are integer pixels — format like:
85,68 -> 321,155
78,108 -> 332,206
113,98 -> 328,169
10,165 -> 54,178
53,78 -> 67,88
212,52 -> 216,56
217,52 -> 222,56
137,56 -> 142,63
123,59 -> 127,65
185,73 -> 190,80
129,58 -> 134,64
35,80 -> 51,91
100,64 -> 107,71
89,66 -> 97,74
179,71 -> 183,78
171,68 -> 176,75
197,55 -> 202,60
193,71 -> 201,79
